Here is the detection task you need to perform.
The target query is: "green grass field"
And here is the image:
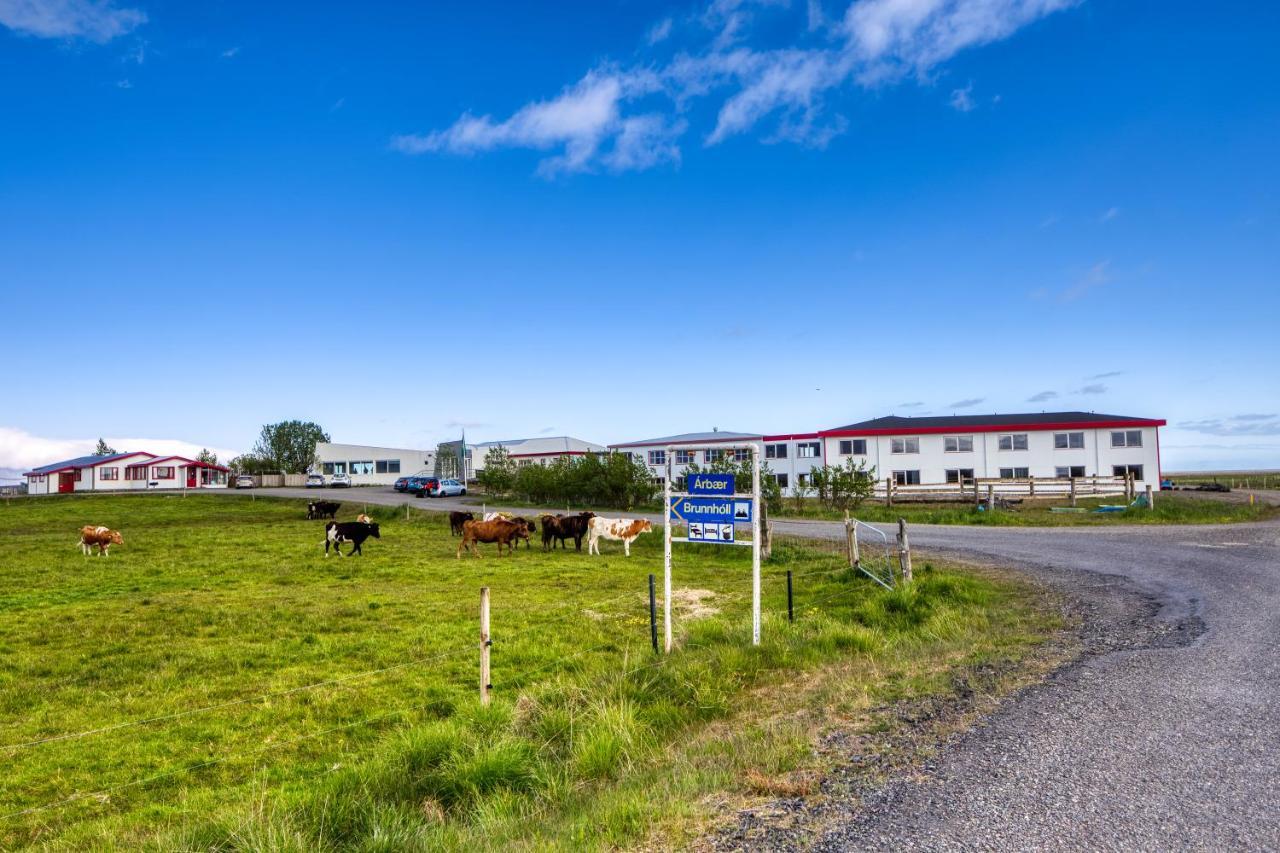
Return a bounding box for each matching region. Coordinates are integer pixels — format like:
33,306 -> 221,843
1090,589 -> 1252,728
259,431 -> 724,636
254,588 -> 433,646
0,495 -> 1059,850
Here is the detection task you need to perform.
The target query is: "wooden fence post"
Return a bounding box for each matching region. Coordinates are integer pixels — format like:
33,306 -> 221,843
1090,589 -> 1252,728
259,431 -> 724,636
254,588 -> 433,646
844,510 -> 859,568
479,587 -> 491,706
1145,483 -> 1154,509
1070,477 -> 1077,507
1028,475 -> 1035,498
885,477 -> 894,507
896,518 -> 912,584
986,484 -> 995,509
974,478 -> 981,508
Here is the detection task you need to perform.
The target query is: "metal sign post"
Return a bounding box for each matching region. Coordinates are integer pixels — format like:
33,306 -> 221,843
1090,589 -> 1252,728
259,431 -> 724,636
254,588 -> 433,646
662,442 -> 762,650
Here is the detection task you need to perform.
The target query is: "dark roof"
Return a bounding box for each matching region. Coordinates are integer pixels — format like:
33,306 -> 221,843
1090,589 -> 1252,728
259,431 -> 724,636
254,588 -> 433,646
610,430 -> 762,448
23,452 -> 149,476
823,412 -> 1165,435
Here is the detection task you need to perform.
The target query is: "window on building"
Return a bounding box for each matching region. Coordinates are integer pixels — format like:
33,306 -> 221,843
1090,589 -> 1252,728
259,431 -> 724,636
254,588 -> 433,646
998,434 -> 1029,451
773,473 -> 789,489
893,470 -> 922,486
648,450 -> 666,466
797,441 -> 821,458
350,461 -> 374,476
154,466 -> 175,480
797,472 -> 810,486
100,467 -> 119,480
1111,430 -> 1143,448
999,467 -> 1030,479
375,460 -> 401,474
1055,466 -> 1087,478
74,469 -> 82,482
1113,464 -> 1144,480
321,462 -> 347,475
943,435 -> 974,453
705,449 -> 724,463
839,439 -> 867,456
674,450 -> 694,465
1054,432 -> 1085,449
732,448 -> 750,462
891,437 -> 920,454
945,468 -> 975,484
765,443 -> 788,459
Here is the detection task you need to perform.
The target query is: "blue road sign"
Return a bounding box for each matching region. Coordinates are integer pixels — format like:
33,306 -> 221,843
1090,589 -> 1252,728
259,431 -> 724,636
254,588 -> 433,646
669,496 -> 753,524
687,472 -> 735,496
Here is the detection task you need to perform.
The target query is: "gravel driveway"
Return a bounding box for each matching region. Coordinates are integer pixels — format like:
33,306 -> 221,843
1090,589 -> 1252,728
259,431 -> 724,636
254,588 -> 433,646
226,487 -> 1280,849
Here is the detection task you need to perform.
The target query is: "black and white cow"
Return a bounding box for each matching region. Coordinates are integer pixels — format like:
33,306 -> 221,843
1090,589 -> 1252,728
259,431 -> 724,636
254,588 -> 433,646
324,520 -> 380,556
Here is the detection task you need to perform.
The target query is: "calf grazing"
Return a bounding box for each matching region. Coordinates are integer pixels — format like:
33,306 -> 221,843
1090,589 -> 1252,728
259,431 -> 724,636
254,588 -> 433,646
79,525 -> 123,557
457,518 -> 527,558
587,517 -> 653,557
307,501 -> 341,520
538,514 -> 561,551
324,521 -> 380,557
449,511 -> 475,536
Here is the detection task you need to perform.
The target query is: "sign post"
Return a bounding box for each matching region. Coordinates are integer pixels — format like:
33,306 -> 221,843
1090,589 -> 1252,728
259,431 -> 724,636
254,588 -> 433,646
662,442 -> 762,651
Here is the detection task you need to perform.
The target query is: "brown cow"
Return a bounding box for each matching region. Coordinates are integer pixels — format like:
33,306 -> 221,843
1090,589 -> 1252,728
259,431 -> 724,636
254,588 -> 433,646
79,525 -> 123,557
457,518 -> 528,558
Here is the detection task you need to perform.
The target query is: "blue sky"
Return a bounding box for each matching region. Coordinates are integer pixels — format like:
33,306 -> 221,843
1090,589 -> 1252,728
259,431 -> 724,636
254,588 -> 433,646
1,0 -> 1277,477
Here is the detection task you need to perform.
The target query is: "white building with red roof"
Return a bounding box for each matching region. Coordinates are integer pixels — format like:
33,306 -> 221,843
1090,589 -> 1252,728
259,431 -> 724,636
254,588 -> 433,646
24,451 -> 229,495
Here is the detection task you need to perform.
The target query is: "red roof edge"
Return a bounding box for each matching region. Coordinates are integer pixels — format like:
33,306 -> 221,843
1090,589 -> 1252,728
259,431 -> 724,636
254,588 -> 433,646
819,419 -> 1167,437
762,432 -> 821,441
609,435 -> 763,449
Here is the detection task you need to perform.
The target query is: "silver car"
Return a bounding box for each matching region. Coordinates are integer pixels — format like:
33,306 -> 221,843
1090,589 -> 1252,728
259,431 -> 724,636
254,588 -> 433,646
235,474 -> 255,489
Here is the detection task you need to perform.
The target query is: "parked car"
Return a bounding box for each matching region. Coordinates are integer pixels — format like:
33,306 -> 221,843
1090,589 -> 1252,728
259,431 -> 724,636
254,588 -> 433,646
330,473 -> 352,488
417,477 -> 466,498
393,476 -> 411,492
305,473 -> 325,488
235,474 -> 255,489
403,475 -> 429,493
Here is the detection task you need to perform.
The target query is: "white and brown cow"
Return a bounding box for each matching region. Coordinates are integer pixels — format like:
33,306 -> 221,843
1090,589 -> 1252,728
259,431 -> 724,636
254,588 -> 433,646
586,517 -> 653,557
79,525 -> 123,557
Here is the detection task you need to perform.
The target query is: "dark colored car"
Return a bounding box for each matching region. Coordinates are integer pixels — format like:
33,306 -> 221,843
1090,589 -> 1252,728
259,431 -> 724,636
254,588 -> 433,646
413,476 -> 441,498
402,476 -> 430,494
393,477 -> 410,492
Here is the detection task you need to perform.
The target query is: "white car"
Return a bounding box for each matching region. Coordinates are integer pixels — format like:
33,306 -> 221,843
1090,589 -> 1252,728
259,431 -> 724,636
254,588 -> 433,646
330,473 -> 352,488
235,475 -> 255,489
305,473 -> 325,488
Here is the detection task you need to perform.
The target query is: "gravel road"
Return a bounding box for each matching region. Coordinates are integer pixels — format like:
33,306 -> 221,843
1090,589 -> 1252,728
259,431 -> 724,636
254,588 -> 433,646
232,487 -> 1280,849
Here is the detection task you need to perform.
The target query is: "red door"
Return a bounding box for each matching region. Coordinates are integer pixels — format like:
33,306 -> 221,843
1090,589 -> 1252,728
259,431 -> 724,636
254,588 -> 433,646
187,467 -> 197,488
58,472 -> 75,493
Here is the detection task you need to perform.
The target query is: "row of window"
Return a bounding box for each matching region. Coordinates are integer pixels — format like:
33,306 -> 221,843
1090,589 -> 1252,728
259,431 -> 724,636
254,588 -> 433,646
321,460 -> 402,476
890,465 -> 1144,483
639,429 -> 1147,467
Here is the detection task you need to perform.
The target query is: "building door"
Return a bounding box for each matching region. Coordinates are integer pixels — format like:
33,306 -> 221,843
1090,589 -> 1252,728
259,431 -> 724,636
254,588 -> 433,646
186,467 -> 198,488
58,472 -> 75,493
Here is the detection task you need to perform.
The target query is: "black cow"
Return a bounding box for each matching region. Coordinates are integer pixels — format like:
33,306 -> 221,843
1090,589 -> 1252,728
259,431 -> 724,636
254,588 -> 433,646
307,500 -> 341,520
324,521 -> 380,556
449,511 -> 475,537
547,512 -> 594,551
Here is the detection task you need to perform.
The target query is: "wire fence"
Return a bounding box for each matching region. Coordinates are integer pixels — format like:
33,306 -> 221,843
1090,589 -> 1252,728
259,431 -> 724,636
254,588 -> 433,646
2,525 -> 893,834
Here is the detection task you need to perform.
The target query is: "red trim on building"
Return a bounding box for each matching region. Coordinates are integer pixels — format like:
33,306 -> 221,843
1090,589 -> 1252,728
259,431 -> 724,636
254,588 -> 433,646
762,432 -> 821,441
819,419 -> 1166,438
126,455 -> 196,468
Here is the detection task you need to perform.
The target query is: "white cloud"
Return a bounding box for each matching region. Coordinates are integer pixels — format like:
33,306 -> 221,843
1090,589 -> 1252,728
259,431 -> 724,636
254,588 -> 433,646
398,0 -> 1078,175
220,45 -> 240,59
647,16 -> 673,45
948,397 -> 985,408
0,426 -> 241,479
1027,390 -> 1057,402
1060,259 -> 1112,302
1099,205 -> 1119,222
949,81 -> 974,111
115,77 -> 131,88
0,0 -> 146,42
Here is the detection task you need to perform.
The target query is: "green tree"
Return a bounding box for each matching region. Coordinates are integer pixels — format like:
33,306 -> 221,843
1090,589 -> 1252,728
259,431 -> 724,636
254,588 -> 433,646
477,446 -> 516,496
251,420 -> 330,474
196,448 -> 219,466
791,477 -> 811,515
94,438 -> 117,456
228,454 -> 273,474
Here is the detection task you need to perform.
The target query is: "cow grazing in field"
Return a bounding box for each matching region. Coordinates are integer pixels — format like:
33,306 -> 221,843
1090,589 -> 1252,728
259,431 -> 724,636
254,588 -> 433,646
79,525 -> 123,557
587,517 -> 653,557
457,518 -> 528,558
324,521 -> 380,557
509,516 -> 536,549
355,513 -> 373,524
538,514 -> 561,551
449,511 -> 475,536
307,501 -> 341,520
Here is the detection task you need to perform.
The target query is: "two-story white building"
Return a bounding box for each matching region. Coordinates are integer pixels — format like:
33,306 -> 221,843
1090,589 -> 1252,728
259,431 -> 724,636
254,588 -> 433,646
469,435 -> 607,475
816,412 -> 1165,487
609,430 -> 828,495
